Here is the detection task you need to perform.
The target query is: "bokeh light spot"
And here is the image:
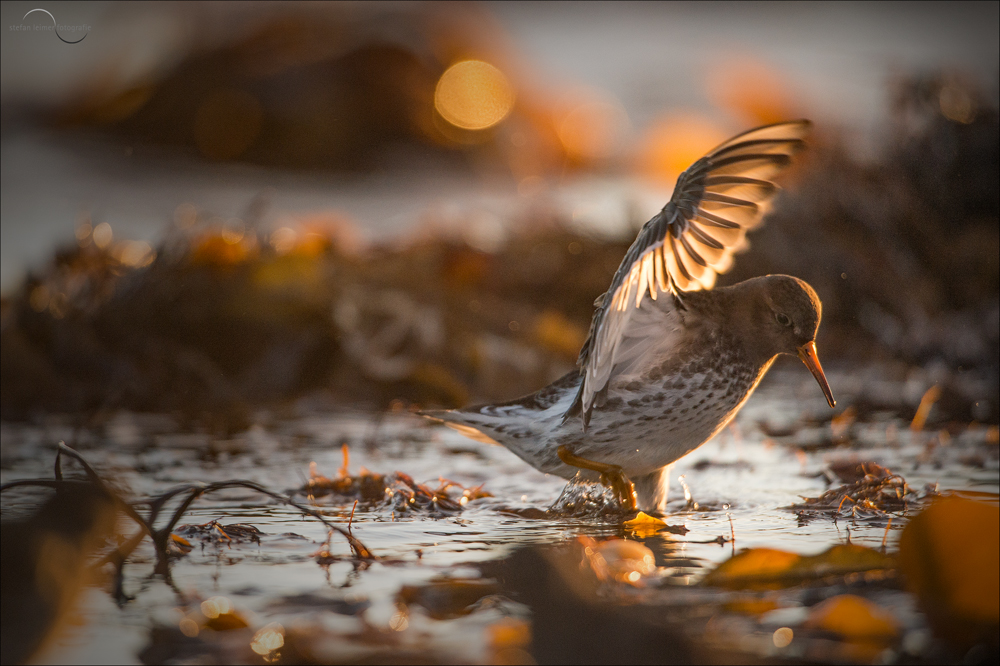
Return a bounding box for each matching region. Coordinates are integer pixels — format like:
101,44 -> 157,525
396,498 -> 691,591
434,60 -> 515,131
221,219 -> 245,245
389,606 -> 409,631
76,221 -> 93,246
200,596 -> 232,619
178,617 -> 200,638
939,84 -> 975,124
557,95 -> 629,163
93,222 -> 114,249
270,227 -> 297,255
706,56 -> 796,126
118,240 -> 156,267
773,627 -> 794,648
250,623 -> 285,656
637,114 -> 728,185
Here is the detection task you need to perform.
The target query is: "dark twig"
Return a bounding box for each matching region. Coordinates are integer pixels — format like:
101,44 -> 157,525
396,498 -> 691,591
2,442 -> 377,603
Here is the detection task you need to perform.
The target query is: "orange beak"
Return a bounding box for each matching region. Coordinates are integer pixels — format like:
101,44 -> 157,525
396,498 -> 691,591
797,341 -> 836,408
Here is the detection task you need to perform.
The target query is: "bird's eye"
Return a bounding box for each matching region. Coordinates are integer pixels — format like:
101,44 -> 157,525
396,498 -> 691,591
775,313 -> 792,327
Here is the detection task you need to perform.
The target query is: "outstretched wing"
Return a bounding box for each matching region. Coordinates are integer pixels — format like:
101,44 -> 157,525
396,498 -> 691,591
566,120 -> 811,426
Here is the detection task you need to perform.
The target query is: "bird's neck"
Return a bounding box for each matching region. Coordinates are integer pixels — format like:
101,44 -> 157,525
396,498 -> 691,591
682,285 -> 776,367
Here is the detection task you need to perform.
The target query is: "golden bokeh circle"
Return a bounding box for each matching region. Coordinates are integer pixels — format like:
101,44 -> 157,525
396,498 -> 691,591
434,60 -> 515,131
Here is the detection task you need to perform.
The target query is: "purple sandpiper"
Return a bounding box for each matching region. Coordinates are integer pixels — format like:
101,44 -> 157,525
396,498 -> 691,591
423,120 -> 835,513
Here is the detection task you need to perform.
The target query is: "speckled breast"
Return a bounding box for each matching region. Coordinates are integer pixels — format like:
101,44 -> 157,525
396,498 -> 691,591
565,348 -> 768,477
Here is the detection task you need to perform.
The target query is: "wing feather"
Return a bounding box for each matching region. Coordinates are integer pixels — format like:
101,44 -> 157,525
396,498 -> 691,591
566,120 -> 811,425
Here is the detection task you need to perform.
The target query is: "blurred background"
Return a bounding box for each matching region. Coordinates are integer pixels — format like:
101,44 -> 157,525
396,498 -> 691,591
1,1 -> 998,425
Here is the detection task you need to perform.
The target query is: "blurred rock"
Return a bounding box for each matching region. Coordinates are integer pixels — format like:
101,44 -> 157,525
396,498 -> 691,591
491,545 -> 697,665
898,494 -> 999,652
1,483 -> 119,665
52,3 -> 585,176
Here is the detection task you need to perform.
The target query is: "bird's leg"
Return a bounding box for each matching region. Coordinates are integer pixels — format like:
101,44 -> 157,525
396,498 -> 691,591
631,466 -> 671,515
557,445 -> 637,511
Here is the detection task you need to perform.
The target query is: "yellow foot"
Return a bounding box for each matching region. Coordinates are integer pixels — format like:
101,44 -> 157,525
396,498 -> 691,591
600,468 -> 637,512
557,445 -> 637,511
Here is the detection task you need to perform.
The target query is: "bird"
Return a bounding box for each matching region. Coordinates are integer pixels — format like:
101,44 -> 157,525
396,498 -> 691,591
422,120 -> 835,514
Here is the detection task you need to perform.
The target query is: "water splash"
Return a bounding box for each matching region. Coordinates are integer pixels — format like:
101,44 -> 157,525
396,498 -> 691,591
678,474 -> 699,510
549,474 -> 624,518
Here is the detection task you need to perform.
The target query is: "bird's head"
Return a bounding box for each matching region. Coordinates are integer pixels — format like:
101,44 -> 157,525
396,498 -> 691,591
747,275 -> 835,408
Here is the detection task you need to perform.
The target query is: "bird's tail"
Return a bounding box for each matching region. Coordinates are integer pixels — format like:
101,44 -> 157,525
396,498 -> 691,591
417,409 -> 502,446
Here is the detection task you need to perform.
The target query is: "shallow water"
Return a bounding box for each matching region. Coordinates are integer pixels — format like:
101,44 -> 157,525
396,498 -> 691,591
1,367 -> 997,664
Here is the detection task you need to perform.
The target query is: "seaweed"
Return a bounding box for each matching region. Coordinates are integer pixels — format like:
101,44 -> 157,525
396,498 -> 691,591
300,444 -> 491,513
174,521 -> 264,547
789,463 -> 922,522
0,442 -> 375,605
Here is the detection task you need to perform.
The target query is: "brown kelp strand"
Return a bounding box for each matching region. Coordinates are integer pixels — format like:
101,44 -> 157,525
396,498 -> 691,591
301,446 -> 492,513
0,442 -> 375,604
789,463 -> 923,521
